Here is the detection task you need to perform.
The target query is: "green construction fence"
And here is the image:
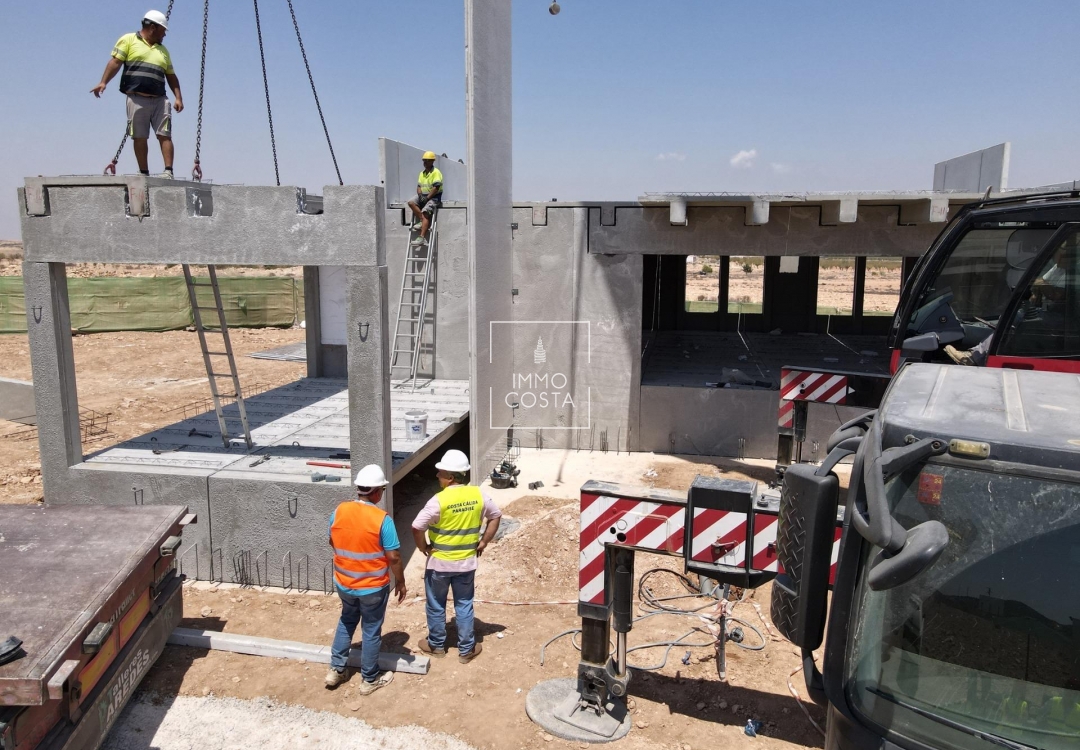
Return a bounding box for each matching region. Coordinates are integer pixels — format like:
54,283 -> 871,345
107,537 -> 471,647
0,276 -> 306,334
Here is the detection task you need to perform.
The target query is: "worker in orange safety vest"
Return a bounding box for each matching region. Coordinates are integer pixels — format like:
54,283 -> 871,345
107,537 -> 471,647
325,464 -> 407,695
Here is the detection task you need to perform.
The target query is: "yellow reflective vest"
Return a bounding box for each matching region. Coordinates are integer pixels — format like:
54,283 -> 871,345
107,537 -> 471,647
429,484 -> 483,561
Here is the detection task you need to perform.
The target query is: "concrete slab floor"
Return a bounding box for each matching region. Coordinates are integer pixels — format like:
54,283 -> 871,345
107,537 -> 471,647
81,377 -> 469,484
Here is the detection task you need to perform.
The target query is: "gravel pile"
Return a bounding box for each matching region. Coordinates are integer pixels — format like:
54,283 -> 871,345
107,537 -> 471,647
104,693 -> 477,750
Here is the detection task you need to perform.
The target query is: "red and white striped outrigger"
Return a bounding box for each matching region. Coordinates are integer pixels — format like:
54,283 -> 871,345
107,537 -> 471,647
577,479 -> 842,616
776,366 -> 890,467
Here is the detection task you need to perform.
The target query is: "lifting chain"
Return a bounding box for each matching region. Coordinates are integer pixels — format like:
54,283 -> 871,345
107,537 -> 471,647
286,0 -> 343,186
191,0 -> 210,181
252,0 -> 280,186
104,0 -> 176,175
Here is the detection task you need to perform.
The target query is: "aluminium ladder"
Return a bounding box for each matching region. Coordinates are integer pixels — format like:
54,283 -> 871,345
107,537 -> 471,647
182,265 -> 254,449
390,207 -> 439,388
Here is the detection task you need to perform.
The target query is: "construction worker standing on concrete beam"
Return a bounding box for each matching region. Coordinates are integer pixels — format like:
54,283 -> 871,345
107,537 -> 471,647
91,10 -> 183,178
412,450 -> 501,663
326,464 -> 407,695
407,152 -> 443,247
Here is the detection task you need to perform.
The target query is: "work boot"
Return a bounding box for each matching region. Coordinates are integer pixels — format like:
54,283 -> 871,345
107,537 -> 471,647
324,667 -> 349,688
355,670 -> 394,696
944,345 -> 977,366
458,643 -> 483,664
418,638 -> 446,658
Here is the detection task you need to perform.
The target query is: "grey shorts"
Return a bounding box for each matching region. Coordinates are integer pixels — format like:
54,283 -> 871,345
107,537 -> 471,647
126,94 -> 172,139
410,195 -> 441,215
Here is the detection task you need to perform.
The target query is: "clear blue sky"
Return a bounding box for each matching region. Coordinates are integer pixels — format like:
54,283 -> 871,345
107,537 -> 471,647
1,0 -> 1078,240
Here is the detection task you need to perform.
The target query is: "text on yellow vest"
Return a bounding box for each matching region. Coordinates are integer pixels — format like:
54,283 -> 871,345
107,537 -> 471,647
429,485 -> 484,561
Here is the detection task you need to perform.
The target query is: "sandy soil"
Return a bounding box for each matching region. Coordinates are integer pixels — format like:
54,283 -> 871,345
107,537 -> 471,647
0,327 -> 306,504
142,488 -> 826,750
685,256 -> 901,315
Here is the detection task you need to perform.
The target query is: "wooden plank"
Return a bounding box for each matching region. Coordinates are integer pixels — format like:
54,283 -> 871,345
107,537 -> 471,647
46,659 -> 79,700
167,628 -> 430,675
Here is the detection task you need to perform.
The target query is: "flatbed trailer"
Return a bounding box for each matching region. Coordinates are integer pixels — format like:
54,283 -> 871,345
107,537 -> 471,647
0,505 -> 193,750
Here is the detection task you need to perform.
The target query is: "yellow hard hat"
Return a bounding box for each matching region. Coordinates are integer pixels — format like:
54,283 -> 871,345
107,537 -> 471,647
422,151 -> 437,160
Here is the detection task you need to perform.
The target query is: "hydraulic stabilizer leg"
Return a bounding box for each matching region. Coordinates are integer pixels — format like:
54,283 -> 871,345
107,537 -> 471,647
531,547 -> 634,741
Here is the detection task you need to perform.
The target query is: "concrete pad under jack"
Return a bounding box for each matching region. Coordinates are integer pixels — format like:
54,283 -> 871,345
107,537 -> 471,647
526,677 -> 631,743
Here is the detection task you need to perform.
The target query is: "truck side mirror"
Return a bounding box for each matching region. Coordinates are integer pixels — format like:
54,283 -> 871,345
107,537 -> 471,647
770,463 -> 840,652
867,520 -> 949,591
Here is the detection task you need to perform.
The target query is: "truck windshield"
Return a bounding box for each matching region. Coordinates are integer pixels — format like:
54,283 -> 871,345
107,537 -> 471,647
904,225 -> 1057,343
847,463 -> 1080,750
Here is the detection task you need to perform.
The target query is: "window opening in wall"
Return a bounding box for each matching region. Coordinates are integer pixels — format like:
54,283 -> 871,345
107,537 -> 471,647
817,257 -> 856,316
863,257 -> 903,316
684,254 -> 720,313
728,256 -> 764,314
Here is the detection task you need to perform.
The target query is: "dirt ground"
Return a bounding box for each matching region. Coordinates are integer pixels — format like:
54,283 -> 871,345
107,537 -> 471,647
0,326 -> 306,504
685,256 -> 900,315
144,488 -> 826,750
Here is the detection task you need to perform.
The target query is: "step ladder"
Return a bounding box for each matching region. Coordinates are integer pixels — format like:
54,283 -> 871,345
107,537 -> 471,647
182,265 -> 253,449
390,207 -> 439,389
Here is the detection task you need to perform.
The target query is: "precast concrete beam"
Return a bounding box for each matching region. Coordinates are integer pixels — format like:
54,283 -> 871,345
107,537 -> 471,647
19,180 -> 384,266
898,198 -> 950,225
820,199 -> 859,225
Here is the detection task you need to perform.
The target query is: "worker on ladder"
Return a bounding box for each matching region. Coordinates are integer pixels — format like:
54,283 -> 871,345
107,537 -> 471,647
407,151 -> 443,247
91,10 -> 183,178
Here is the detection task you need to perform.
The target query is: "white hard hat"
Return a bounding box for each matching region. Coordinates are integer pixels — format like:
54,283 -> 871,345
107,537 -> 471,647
143,10 -> 168,29
435,449 -> 470,473
354,464 -> 388,491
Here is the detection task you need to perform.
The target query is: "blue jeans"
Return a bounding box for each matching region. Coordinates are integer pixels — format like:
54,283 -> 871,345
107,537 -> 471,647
330,586 -> 389,682
424,569 -> 475,656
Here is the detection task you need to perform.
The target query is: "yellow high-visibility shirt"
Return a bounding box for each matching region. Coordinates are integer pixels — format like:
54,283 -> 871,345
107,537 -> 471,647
111,32 -> 174,97
417,168 -> 444,198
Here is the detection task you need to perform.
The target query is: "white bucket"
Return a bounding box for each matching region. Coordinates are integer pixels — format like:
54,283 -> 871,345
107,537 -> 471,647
404,410 -> 428,440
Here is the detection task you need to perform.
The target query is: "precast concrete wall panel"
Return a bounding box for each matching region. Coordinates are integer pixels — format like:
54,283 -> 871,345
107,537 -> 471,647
638,387 -> 875,460
380,137 -> 467,206
207,477 -> 345,589
588,205 -> 944,258
48,466 -> 214,580
19,184 -> 384,266
934,143 -> 1010,192
385,206 -> 471,380
466,0 -> 515,479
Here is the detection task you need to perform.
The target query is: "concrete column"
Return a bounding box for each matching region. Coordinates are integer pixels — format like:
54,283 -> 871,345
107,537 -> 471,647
302,266 -> 322,378
346,265 -> 394,514
22,262 -> 82,492
465,0 -> 515,481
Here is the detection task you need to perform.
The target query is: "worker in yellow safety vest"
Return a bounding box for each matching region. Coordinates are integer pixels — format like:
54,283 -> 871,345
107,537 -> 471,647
412,449 -> 502,663
91,10 -> 184,178
325,464 -> 407,695
406,151 -> 443,248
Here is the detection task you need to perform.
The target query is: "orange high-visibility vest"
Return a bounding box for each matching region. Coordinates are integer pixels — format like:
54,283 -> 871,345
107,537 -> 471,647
330,501 -> 390,591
